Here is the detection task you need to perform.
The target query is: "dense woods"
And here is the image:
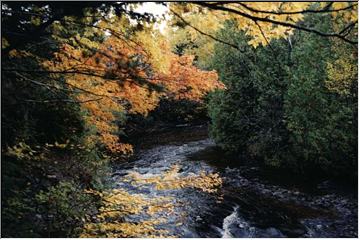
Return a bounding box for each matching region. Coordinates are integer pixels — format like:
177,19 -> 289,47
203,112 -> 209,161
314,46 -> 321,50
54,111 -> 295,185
208,17 -> 357,177
1,2 -> 358,237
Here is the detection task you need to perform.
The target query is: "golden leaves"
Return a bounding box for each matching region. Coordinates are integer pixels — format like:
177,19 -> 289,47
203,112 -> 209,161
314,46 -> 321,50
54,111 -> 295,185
42,19 -> 223,154
81,164 -> 223,237
209,2 -> 311,48
6,142 -> 38,160
135,30 -> 172,74
332,2 -> 358,22
81,221 -> 169,238
81,188 -> 174,238
147,201 -> 175,216
5,140 -> 73,161
8,49 -> 34,58
2,37 -> 9,49
126,164 -> 223,193
326,53 -> 357,95
173,2 -> 357,48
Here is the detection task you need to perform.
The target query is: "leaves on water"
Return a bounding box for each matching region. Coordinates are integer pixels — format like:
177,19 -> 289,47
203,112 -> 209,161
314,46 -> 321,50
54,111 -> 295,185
126,164 -> 223,193
81,188 -> 174,238
81,164 -> 223,237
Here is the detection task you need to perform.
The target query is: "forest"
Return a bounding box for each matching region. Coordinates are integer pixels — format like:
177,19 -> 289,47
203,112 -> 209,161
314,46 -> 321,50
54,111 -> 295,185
1,1 -> 358,238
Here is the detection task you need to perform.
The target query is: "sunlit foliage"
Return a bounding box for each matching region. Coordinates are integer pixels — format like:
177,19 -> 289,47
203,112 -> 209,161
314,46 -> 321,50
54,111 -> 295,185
41,14 -> 222,154
80,189 -> 173,238
2,1 -> 357,237
155,54 -> 224,102
170,2 -> 357,48
326,39 -> 357,96
126,164 -> 223,193
80,163 -> 223,237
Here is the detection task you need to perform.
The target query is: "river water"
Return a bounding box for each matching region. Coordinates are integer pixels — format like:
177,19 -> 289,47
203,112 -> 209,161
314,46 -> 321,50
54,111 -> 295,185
111,137 -> 357,238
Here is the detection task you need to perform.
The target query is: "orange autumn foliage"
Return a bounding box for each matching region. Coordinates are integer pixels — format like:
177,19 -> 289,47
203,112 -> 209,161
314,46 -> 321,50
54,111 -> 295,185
156,54 -> 224,101
43,37 -> 153,154
43,34 -> 223,154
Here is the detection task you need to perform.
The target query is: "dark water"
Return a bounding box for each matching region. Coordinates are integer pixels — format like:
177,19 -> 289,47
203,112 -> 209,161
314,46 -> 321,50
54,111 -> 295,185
111,138 -> 357,238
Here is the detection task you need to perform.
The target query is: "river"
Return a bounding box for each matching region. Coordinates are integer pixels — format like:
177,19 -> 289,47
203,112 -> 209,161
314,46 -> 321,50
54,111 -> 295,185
109,130 -> 357,238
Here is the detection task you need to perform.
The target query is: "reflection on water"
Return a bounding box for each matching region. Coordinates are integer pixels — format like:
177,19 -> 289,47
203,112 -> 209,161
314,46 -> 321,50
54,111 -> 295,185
82,138 -> 357,238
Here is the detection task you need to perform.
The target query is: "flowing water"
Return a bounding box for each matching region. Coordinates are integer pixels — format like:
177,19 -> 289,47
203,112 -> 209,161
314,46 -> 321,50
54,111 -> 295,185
111,137 -> 357,238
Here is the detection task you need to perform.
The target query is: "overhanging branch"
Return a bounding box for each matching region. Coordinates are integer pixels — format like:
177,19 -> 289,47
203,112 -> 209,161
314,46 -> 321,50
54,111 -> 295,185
170,9 -> 244,52
237,2 -> 357,15
193,2 -> 357,45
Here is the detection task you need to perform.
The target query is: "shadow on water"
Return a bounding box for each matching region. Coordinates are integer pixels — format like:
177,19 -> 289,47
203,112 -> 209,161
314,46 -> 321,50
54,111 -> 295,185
111,129 -> 357,238
186,144 -> 357,238
189,145 -> 357,196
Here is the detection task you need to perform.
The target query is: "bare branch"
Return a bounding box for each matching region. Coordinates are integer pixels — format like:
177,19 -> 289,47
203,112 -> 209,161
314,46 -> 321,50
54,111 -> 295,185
4,68 -> 164,92
254,21 -> 274,52
13,71 -> 116,100
61,18 -> 151,61
169,9 -> 244,52
339,21 -> 358,36
194,2 -> 357,45
22,97 -> 103,104
237,2 -> 357,15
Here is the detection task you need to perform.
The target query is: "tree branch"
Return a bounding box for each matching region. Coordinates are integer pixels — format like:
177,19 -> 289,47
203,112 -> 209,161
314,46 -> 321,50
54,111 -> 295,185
4,68 -> 164,92
169,9 -> 244,52
339,21 -> 358,37
254,21 -> 273,50
13,71 -> 117,100
21,97 -> 103,104
237,2 -> 357,15
194,2 -> 357,45
61,18 -> 149,57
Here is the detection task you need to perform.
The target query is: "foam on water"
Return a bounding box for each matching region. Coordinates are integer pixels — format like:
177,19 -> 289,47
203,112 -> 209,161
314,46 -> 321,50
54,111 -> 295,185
221,205 -> 239,238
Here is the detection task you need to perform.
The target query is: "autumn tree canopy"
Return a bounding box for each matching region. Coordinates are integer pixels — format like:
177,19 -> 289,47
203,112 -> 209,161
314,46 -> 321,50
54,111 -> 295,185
1,1 -> 358,238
